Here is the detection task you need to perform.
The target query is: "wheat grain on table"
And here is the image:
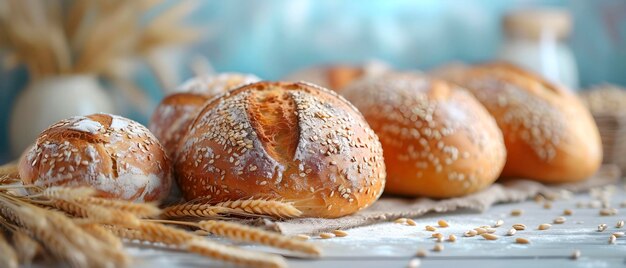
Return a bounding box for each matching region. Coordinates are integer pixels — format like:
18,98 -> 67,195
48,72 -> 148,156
41,185 -> 626,268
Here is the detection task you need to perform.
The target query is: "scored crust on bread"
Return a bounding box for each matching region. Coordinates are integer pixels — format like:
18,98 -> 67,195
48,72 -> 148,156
175,81 -> 386,218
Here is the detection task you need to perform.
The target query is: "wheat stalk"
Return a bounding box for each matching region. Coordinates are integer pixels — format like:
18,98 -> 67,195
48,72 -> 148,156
29,206 -> 130,267
50,200 -> 140,228
215,199 -> 303,218
74,197 -> 161,218
0,232 -> 18,268
10,230 -> 40,265
187,239 -> 287,268
108,221 -> 196,245
78,223 -> 123,250
41,186 -> 96,200
108,220 -> 289,267
0,203 -> 94,267
161,203 -> 232,219
0,198 -> 130,268
198,220 -> 321,257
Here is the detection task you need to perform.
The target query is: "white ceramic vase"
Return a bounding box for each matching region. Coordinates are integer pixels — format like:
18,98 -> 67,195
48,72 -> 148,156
9,75 -> 115,157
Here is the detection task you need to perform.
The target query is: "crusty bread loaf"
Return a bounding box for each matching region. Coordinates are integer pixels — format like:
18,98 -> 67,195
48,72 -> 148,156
342,73 -> 506,198
433,62 -> 602,182
150,73 -> 260,158
284,61 -> 390,91
175,81 -> 386,218
149,93 -> 210,159
19,113 -> 172,202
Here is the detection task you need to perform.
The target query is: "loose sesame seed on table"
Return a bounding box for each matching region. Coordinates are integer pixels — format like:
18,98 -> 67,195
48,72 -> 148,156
111,184 -> 626,268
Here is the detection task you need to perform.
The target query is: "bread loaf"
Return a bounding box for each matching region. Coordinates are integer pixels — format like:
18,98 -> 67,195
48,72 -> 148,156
175,81 -> 386,218
342,73 -> 506,197
19,113 -> 172,202
433,62 -> 602,182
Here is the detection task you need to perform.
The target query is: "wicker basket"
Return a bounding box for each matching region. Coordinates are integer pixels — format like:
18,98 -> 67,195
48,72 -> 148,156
593,113 -> 626,172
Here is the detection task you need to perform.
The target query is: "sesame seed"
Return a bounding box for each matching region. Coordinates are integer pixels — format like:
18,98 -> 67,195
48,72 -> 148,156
506,228 -> 516,236
600,208 -> 618,216
447,234 -> 457,242
294,234 -> 310,240
512,224 -> 526,231
332,230 -> 348,237
609,235 -> 617,244
563,209 -> 573,216
415,249 -> 427,257
553,217 -> 566,224
515,237 -> 530,244
395,218 -> 408,224
538,223 -> 551,230
319,233 -> 335,239
464,230 -> 478,237
511,209 -> 523,216
481,233 -> 498,240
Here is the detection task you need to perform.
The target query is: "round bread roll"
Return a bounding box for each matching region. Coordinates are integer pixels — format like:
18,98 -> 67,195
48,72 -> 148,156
175,81 -> 386,218
150,73 -> 260,158
342,73 -> 506,198
284,61 -> 390,91
19,113 -> 172,202
433,62 -> 602,182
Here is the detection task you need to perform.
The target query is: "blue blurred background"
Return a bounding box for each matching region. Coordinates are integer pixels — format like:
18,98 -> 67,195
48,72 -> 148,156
1,0 -> 625,163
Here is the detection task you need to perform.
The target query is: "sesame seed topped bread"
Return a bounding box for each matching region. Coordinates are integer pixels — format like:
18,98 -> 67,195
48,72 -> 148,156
19,113 -> 172,203
342,73 -> 506,198
174,81 -> 386,218
434,62 -> 602,182
150,73 -> 261,158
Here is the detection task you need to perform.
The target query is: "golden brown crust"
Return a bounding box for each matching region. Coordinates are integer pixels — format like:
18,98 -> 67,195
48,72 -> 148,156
342,73 -> 506,198
434,62 -> 602,182
149,93 -> 209,159
19,114 -> 172,202
175,81 -> 386,218
150,73 -> 261,158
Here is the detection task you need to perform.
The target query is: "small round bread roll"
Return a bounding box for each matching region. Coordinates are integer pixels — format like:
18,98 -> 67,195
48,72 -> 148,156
284,61 -> 390,91
175,81 -> 386,218
433,62 -> 602,182
19,113 -> 172,202
150,73 -> 260,158
342,73 -> 506,198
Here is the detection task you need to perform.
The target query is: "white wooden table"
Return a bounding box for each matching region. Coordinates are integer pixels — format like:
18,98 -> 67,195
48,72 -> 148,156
125,185 -> 626,268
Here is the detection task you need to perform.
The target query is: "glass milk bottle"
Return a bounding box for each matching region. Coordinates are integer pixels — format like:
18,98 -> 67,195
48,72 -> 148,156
498,9 -> 579,90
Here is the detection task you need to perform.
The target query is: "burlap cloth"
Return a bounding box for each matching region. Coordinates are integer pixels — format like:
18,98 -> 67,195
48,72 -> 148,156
264,165 -> 622,236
